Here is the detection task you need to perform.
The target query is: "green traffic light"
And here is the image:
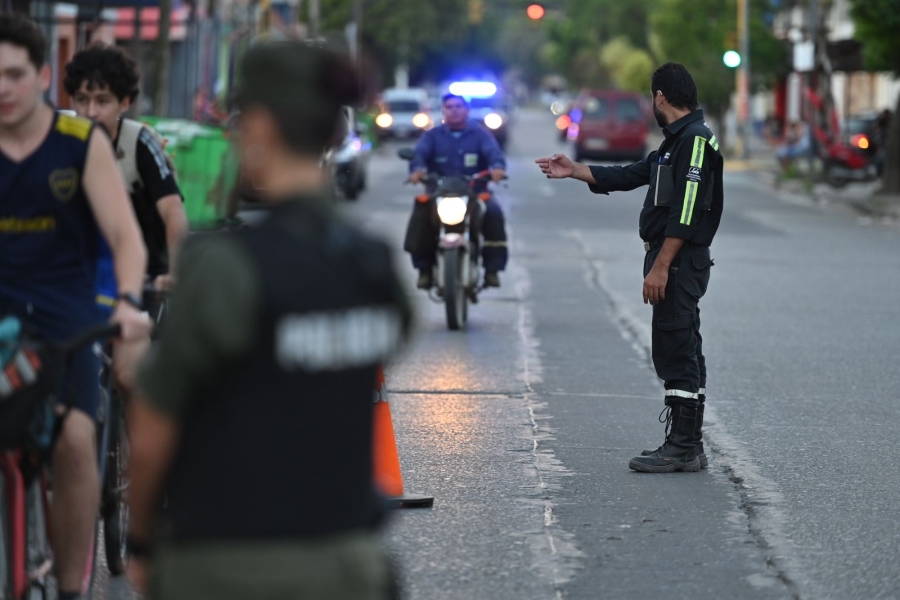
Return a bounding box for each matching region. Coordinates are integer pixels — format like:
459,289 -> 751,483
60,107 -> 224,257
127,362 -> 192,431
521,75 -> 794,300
723,50 -> 741,68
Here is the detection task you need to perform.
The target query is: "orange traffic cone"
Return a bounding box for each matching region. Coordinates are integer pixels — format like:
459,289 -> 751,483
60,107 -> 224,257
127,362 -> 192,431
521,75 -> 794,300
373,365 -> 433,508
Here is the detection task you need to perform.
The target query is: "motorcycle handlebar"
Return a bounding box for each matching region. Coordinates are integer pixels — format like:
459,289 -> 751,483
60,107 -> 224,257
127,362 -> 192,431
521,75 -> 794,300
404,171 -> 508,185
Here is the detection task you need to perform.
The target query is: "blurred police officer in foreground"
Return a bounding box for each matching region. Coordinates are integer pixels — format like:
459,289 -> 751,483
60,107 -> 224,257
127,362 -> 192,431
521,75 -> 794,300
126,41 -> 412,599
536,63 -> 723,474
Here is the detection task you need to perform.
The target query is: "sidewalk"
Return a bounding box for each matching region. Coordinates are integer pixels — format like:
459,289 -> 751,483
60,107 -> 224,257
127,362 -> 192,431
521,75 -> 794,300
726,138 -> 900,221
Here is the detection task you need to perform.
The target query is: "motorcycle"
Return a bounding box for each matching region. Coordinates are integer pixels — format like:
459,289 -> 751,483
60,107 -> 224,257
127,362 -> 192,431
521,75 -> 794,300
397,148 -> 503,330
818,137 -> 883,188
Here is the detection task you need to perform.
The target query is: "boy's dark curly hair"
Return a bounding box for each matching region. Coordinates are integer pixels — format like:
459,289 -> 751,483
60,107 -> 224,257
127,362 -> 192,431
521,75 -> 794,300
63,44 -> 140,103
0,14 -> 46,69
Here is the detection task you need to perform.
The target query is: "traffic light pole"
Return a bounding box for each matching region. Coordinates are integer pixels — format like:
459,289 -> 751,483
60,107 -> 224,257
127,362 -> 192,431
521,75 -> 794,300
737,0 -> 751,159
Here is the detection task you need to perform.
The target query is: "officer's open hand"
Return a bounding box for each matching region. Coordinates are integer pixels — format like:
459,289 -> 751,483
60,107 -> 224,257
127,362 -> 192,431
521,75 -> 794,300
535,154 -> 575,179
643,266 -> 668,305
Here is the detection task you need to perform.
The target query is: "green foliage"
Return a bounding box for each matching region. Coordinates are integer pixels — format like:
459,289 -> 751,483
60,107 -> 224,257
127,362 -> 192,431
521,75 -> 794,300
650,0 -> 786,119
600,37 -> 655,93
849,0 -> 900,74
321,0 -> 471,82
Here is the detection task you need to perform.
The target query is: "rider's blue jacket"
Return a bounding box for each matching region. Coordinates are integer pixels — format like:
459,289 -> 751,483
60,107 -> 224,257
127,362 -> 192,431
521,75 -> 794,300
410,121 -> 506,192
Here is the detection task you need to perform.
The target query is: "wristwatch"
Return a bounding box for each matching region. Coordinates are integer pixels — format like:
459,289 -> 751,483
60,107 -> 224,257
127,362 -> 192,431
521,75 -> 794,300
117,291 -> 144,311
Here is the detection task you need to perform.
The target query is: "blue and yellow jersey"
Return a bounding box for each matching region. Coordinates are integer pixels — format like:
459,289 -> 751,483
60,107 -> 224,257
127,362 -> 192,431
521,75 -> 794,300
0,111 -> 104,337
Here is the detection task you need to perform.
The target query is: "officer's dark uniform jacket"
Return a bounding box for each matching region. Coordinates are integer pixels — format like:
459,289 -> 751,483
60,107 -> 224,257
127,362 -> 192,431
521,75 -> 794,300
587,110 -> 723,249
586,110 -> 723,396
152,197 -> 412,541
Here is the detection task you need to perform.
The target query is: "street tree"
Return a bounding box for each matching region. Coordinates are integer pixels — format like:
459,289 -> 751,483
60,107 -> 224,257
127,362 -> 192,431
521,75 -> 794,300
849,0 -> 900,194
600,36 -> 655,93
651,0 -> 787,134
321,0 -> 470,85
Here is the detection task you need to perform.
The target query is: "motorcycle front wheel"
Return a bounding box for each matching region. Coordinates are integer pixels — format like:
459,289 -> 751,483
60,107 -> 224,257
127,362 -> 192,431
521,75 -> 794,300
443,246 -> 468,330
824,161 -> 849,188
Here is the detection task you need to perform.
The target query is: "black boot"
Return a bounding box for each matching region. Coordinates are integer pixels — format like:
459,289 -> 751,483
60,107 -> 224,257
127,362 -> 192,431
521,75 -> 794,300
484,270 -> 501,288
689,395 -> 707,468
629,403 -> 701,473
640,406 -> 675,457
417,269 -> 433,289
642,395 -> 708,468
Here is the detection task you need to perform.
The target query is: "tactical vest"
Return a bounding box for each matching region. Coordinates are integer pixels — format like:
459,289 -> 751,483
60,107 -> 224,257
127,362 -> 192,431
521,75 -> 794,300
162,201 -> 407,541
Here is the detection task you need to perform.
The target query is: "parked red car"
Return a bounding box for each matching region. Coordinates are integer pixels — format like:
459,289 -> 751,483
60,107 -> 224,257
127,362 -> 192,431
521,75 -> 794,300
567,90 -> 649,162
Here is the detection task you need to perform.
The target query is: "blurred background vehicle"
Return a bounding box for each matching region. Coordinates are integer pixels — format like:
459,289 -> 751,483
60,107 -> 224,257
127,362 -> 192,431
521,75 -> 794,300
567,90 -> 649,162
375,88 -> 433,140
333,108 -> 373,200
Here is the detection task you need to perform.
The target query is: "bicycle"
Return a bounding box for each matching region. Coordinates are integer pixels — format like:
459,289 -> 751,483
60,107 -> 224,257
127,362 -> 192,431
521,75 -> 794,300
0,319 -> 121,599
91,283 -> 170,587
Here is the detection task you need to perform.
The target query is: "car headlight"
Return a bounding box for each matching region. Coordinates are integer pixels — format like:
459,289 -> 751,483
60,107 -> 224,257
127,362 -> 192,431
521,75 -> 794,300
375,113 -> 393,128
412,113 -> 431,128
436,196 -> 467,225
484,113 -> 503,130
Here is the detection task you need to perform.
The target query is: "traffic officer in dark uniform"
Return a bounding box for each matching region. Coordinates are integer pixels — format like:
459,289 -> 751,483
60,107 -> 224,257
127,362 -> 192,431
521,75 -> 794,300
536,63 -> 723,474
126,41 -> 412,599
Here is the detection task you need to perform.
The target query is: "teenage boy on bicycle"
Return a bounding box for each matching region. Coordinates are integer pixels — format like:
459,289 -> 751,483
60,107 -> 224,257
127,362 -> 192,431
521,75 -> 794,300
0,15 -> 150,600
64,44 -> 188,295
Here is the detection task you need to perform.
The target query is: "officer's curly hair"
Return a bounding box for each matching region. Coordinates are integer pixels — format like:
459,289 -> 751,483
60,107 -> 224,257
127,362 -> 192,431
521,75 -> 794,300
651,63 -> 698,111
63,44 -> 140,103
0,14 -> 46,69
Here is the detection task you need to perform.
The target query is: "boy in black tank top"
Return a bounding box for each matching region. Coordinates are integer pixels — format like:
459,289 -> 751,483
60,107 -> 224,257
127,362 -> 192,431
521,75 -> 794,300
0,15 -> 151,600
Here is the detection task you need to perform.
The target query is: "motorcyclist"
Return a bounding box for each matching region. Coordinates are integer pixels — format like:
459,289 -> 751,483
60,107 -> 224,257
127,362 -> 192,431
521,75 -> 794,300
405,93 -> 508,289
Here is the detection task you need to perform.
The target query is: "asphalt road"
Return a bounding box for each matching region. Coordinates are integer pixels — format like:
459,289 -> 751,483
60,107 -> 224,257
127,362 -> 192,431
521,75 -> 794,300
95,109 -> 899,599
357,109 -> 900,600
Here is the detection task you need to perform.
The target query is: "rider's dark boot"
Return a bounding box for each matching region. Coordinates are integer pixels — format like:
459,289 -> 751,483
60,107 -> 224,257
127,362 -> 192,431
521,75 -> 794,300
484,270 -> 501,288
629,402 -> 701,473
417,269 -> 433,289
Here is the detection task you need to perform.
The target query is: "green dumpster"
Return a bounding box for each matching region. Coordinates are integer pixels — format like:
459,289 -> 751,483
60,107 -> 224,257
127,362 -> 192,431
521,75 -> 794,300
138,117 -> 238,228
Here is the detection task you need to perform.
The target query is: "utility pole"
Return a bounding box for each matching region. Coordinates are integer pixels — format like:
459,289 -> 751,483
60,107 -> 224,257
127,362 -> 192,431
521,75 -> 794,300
309,0 -> 320,39
736,0 -> 751,158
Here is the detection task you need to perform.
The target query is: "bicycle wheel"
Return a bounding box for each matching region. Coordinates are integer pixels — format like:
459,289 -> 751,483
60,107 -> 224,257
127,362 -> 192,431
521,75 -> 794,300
102,392 -> 128,576
25,471 -> 56,600
0,469 -> 10,598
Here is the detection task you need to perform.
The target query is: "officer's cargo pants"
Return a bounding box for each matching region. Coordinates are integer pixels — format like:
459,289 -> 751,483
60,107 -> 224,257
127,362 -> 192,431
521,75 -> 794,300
644,243 -> 713,400
404,197 -> 508,272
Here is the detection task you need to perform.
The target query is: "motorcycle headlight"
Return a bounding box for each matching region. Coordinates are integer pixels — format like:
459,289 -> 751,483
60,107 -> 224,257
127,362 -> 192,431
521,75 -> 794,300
437,196 -> 467,225
484,113 -> 503,130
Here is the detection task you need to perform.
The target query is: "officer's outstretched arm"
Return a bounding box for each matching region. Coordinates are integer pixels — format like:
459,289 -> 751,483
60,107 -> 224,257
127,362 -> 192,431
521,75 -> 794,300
665,135 -> 711,240
586,153 -> 653,195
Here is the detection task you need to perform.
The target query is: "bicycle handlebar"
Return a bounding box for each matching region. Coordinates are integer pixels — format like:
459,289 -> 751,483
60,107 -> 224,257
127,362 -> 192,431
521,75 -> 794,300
62,323 -> 122,354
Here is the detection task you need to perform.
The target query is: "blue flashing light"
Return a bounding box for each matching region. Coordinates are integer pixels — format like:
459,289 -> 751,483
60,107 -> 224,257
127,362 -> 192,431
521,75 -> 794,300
448,81 -> 498,99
